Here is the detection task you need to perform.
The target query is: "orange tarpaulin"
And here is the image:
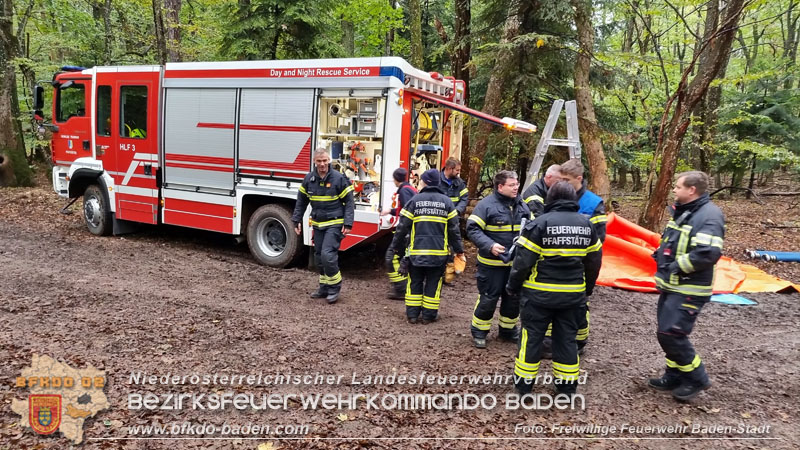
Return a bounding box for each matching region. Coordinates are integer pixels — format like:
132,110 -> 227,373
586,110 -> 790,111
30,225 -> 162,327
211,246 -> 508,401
597,213 -> 800,293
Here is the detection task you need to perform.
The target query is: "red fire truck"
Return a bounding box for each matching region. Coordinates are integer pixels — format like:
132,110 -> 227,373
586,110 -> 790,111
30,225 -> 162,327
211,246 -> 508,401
35,57 -> 535,267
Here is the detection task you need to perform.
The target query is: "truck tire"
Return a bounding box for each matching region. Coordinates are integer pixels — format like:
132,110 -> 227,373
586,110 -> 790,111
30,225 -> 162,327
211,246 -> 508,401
247,204 -> 302,268
83,184 -> 112,236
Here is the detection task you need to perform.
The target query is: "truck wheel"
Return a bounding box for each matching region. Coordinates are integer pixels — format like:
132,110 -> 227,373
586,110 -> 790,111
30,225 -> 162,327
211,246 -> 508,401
247,204 -> 302,268
83,184 -> 112,236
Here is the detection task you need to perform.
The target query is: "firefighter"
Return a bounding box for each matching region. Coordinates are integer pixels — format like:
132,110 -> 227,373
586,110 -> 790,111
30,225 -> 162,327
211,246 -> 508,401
522,164 -> 561,218
506,181 -> 602,396
649,171 -> 723,401
389,169 -> 464,324
440,157 -> 468,284
292,148 -> 355,304
381,168 -> 418,300
541,158 -> 607,356
466,170 -> 531,349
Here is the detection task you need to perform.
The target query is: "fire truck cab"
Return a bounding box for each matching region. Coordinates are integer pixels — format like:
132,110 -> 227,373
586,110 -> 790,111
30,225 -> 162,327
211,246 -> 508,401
41,57 -> 534,267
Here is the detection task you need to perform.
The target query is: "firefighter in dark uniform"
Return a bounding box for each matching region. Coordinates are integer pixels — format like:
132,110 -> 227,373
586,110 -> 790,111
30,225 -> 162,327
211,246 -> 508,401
389,169 -> 464,324
381,168 -> 418,300
466,170 -> 531,349
649,171 -> 723,401
522,164 -> 561,218
506,181 -> 602,396
440,157 -> 469,215
541,158 -> 607,356
292,148 -> 355,304
440,157 -> 468,284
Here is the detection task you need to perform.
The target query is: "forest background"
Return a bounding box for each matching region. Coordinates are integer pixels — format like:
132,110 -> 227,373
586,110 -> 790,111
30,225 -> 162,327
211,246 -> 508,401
1,0 -> 799,229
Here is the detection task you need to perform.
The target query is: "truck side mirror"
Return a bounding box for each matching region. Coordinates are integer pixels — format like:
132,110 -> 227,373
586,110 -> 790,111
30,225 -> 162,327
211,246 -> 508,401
33,85 -> 44,110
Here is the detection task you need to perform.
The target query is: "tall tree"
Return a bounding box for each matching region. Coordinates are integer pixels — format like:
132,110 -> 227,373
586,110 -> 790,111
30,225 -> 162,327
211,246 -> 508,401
465,6 -> 520,196
452,0 -> 472,178
165,0 -> 182,62
408,0 -> 423,67
0,0 -> 33,186
153,0 -> 168,65
638,0 -> 748,231
570,0 -> 610,200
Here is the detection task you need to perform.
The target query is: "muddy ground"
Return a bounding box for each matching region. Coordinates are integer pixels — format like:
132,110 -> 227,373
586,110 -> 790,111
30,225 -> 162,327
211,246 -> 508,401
1,184 -> 798,450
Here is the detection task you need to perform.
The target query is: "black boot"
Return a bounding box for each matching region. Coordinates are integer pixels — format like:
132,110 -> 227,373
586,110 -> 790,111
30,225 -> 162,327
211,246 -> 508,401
672,366 -> 711,401
326,283 -> 341,304
648,368 -> 682,391
387,282 -> 405,300
555,380 -> 578,399
310,284 -> 328,299
472,330 -> 488,349
672,379 -> 711,401
499,327 -> 521,343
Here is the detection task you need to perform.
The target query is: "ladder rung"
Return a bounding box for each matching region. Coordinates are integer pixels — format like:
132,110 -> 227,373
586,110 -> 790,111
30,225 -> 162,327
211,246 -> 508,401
546,139 -> 579,147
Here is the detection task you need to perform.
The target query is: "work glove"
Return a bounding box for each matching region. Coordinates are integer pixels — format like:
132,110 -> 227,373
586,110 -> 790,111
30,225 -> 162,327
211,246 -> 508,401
398,256 -> 410,276
505,285 -> 520,300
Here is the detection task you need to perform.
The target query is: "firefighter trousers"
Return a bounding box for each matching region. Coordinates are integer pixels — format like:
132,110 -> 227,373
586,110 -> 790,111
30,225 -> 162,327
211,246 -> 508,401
515,299 -> 583,394
406,264 -> 445,321
314,226 -> 344,293
471,265 -> 519,339
544,301 -> 590,353
656,292 -> 709,384
385,235 -> 408,293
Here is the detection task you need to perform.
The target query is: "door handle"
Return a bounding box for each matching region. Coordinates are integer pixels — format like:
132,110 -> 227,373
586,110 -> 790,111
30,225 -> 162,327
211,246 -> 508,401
83,140 -> 90,150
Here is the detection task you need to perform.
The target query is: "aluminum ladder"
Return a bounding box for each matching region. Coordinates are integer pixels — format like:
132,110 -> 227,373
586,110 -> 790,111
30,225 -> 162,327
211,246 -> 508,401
523,99 -> 581,190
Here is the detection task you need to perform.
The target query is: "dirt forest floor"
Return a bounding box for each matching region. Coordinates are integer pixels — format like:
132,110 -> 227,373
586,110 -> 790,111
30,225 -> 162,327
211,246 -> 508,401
1,183 -> 799,450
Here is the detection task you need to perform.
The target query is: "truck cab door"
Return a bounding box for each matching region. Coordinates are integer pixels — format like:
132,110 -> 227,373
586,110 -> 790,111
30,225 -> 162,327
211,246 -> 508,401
52,77 -> 92,166
113,79 -> 159,224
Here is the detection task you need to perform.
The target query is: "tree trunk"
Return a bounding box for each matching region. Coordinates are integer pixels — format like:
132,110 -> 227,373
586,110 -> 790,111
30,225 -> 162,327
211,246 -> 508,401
638,0 -> 747,231
0,0 -> 33,186
746,154 -> 756,199
465,8 -> 520,197
103,0 -> 113,64
632,168 -> 642,192
152,0 -> 168,65
165,0 -> 182,62
690,1 -> 719,171
452,0 -> 471,180
342,19 -> 354,57
408,0 -> 423,67
618,165 -> 628,189
571,0 -> 610,200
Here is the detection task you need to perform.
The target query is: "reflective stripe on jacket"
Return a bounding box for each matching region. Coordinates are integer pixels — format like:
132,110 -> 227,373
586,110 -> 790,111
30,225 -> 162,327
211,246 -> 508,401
390,186 -> 464,267
292,167 -> 355,228
507,199 -> 603,308
654,193 -> 725,297
467,191 -> 531,267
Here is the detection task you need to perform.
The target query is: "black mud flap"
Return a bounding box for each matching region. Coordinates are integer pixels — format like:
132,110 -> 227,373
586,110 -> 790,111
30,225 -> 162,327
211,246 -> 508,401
112,214 -> 140,235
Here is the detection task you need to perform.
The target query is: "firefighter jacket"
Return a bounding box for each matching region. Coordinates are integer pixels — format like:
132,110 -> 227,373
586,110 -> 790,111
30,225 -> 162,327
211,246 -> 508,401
522,177 -> 549,218
576,181 -> 608,242
506,199 -> 603,308
467,191 -> 531,267
390,186 -> 464,267
292,166 -> 355,229
440,171 -> 469,215
390,182 -> 417,217
654,193 -> 724,297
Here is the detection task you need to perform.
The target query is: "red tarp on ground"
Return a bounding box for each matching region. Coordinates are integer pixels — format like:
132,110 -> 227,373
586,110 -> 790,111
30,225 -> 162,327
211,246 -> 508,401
598,213 -> 800,293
